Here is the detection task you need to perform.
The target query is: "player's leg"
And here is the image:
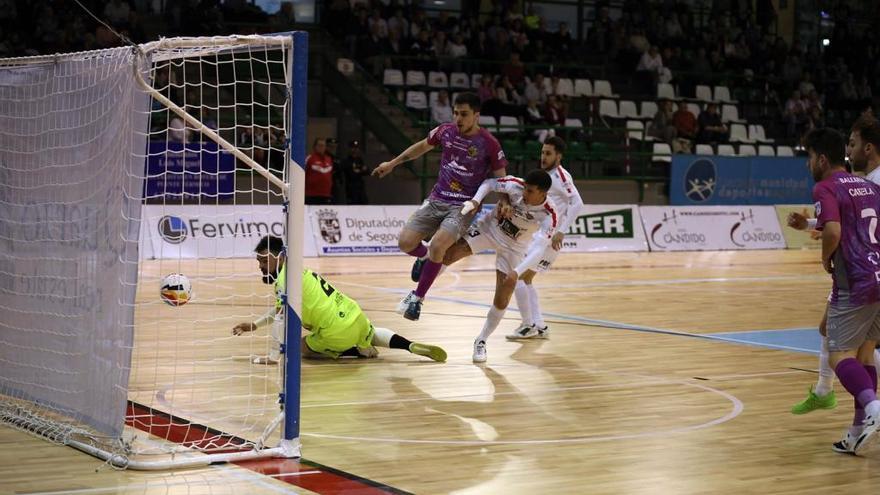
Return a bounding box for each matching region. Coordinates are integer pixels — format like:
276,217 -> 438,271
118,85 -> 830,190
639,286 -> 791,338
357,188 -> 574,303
792,305 -> 838,413
509,244 -> 558,340
507,269 -> 538,340
827,301 -> 880,454
396,203 -> 444,313
371,326 -> 447,362
474,253 -> 519,363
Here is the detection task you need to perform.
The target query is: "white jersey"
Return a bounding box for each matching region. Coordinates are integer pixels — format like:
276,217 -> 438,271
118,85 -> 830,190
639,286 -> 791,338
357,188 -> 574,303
474,176 -> 558,255
545,165 -> 579,223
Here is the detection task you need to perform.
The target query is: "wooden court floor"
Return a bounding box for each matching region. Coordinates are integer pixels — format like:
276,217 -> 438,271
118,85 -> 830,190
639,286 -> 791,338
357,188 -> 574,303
3,249 -> 880,494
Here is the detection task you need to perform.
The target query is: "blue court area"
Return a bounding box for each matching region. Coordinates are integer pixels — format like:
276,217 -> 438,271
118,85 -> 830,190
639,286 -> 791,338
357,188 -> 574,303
706,328 -> 821,354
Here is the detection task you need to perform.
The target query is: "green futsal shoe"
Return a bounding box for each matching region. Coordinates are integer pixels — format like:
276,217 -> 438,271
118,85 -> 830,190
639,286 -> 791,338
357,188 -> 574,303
409,343 -> 447,362
791,386 -> 837,415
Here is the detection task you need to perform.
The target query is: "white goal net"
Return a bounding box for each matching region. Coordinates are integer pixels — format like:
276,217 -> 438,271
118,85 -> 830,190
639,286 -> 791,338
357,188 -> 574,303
0,34 -> 304,469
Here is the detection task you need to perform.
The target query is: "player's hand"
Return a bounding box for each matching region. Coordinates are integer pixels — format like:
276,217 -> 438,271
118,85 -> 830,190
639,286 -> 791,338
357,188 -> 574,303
233,322 -> 256,335
551,232 -> 565,251
822,257 -> 834,274
787,211 -> 809,230
461,199 -> 479,215
371,161 -> 394,178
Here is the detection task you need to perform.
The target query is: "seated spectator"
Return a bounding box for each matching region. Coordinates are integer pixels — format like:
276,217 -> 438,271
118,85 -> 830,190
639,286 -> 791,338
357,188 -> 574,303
524,99 -> 547,126
648,98 -> 677,145
477,75 -> 497,103
502,51 -> 526,87
496,75 -> 524,107
544,94 -> 566,127
386,8 -> 409,39
635,45 -> 663,94
697,102 -> 728,144
783,90 -> 808,137
524,74 -> 547,105
431,90 -> 453,123
672,100 -> 697,152
446,33 -> 467,58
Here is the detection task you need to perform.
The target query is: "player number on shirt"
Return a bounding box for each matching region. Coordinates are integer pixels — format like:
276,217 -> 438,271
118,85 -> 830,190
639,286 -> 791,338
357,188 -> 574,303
862,208 -> 879,244
311,271 -> 336,297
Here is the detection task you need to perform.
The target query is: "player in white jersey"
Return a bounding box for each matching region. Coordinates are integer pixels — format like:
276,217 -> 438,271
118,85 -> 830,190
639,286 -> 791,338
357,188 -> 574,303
787,115 -> 880,418
441,169 -> 558,362
503,136 -> 584,340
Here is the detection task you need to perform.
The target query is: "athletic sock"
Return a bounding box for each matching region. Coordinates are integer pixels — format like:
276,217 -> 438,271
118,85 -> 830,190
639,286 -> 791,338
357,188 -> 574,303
477,305 -> 506,342
815,336 -> 834,396
526,283 -> 545,328
835,358 -> 878,409
407,243 -> 428,258
390,334 -> 413,351
414,259 -> 443,298
514,280 -> 532,326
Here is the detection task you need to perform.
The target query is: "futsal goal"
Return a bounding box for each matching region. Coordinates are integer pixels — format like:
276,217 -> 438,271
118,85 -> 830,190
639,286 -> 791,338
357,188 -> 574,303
0,33 -> 307,469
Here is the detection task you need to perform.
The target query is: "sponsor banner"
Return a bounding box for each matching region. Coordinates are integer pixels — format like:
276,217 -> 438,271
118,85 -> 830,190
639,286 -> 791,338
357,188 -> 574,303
144,141 -> 236,200
775,205 -> 821,249
560,205 -> 649,252
309,205 -> 417,255
141,205 -> 318,259
670,155 -> 813,205
640,206 -> 786,251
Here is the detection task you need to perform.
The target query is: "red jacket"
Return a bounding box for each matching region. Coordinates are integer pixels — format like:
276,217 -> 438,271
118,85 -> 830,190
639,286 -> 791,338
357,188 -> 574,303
305,153 -> 334,198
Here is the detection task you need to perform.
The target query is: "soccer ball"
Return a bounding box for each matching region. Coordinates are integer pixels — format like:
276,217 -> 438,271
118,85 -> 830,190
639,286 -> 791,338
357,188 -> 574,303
160,273 -> 192,306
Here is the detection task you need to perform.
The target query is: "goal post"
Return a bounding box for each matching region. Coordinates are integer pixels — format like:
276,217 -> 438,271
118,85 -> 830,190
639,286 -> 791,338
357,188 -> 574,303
0,32 -> 307,469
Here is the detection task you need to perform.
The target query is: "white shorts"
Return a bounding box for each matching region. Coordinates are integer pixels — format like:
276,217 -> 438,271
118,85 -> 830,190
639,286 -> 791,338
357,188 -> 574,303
464,224 -> 524,275
527,239 -> 560,273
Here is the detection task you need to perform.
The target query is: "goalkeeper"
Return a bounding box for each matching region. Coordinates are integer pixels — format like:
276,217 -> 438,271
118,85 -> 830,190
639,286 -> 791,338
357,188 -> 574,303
232,235 -> 447,364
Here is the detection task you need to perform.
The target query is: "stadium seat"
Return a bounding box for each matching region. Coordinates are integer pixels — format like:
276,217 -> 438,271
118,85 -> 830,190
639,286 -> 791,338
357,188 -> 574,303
687,103 -> 701,117
383,69 -> 404,87
557,78 -> 575,97
574,79 -> 593,97
640,101 -> 658,120
405,70 -> 426,87
652,142 -> 672,163
717,144 -> 736,156
405,91 -> 428,110
626,120 -> 653,141
598,99 -> 620,119
721,104 -> 746,124
776,145 -> 795,156
471,73 -> 481,89
478,115 -> 497,130
428,71 -> 448,88
449,72 -> 469,89
619,100 -> 640,119
728,123 -> 754,144
657,83 -> 676,100
738,144 -> 757,156
593,80 -> 618,98
758,145 -> 775,156
695,144 -> 714,155
748,124 -> 775,144
695,85 -> 713,102
713,85 -> 737,104
564,118 -> 584,129
497,116 -> 520,134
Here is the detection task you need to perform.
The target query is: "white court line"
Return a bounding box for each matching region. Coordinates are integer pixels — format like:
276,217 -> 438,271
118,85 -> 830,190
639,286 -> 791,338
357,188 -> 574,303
425,274 -> 826,291
22,469 -> 321,495
301,377 -> 744,446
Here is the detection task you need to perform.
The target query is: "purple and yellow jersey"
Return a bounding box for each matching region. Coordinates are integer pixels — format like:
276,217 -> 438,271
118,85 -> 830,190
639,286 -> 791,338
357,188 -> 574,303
426,123 -> 507,204
814,171 -> 880,305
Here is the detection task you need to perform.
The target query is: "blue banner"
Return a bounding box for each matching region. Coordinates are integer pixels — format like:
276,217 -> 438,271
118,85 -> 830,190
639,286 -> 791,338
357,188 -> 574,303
670,155 -> 813,205
145,141 -> 235,199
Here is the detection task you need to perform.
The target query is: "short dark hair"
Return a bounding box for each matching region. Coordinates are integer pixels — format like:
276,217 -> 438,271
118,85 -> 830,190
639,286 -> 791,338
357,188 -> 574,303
544,136 -> 566,154
525,169 -> 552,191
313,137 -> 325,147
453,92 -> 481,112
255,235 -> 285,255
803,128 -> 846,165
851,115 -> 880,149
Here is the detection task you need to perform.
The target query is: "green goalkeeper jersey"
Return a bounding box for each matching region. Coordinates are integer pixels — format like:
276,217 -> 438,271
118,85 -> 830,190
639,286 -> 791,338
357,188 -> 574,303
274,264 -> 364,332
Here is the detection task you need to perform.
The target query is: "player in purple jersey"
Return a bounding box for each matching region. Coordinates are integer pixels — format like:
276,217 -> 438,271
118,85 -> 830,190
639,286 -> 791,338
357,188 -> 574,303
789,116 -> 880,415
371,92 -> 507,321
807,127 -> 880,454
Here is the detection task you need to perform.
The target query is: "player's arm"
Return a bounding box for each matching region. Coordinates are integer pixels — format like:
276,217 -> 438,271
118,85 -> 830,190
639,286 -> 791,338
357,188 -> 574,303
372,139 -> 434,178
461,178 -> 503,214
821,221 -> 841,274
232,306 -> 278,335
787,208 -> 817,230
553,187 -> 584,250
513,213 -> 558,278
